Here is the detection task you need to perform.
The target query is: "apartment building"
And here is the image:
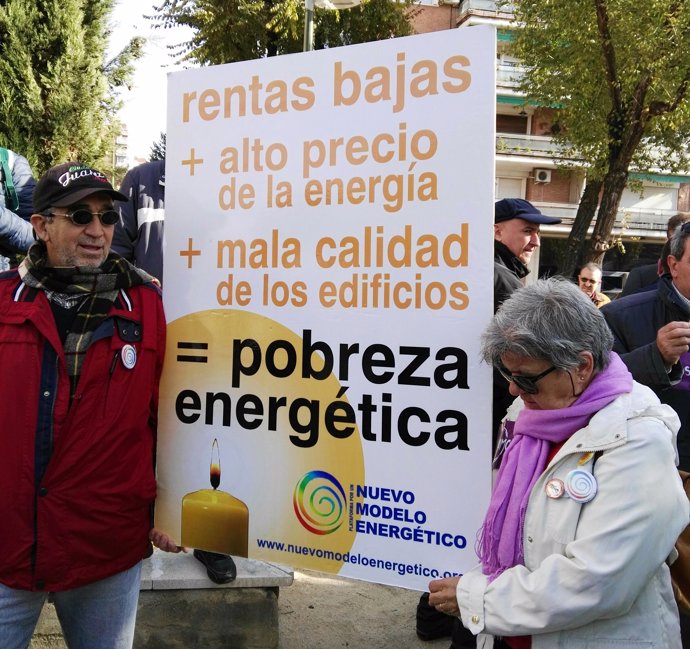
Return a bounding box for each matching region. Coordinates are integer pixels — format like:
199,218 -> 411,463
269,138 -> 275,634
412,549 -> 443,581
411,0 -> 690,276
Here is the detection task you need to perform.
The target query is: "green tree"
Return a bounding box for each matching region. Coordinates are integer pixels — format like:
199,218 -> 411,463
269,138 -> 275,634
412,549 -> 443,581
150,132 -> 166,161
510,0 -> 690,276
151,0 -> 416,66
0,0 -> 144,174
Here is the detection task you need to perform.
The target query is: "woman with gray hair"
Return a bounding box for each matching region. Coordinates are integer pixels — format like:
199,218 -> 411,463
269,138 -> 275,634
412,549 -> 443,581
428,278 -> 688,648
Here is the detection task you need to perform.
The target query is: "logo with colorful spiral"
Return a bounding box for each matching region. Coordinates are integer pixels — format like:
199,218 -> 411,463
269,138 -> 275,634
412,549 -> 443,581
293,471 -> 346,535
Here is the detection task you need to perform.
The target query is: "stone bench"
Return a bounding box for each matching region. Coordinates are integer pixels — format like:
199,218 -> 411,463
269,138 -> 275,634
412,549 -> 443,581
32,552 -> 294,649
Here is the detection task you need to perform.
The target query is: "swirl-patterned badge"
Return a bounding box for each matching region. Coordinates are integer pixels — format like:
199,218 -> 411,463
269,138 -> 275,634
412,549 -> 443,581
293,471 -> 346,535
565,469 -> 597,503
121,344 -> 137,369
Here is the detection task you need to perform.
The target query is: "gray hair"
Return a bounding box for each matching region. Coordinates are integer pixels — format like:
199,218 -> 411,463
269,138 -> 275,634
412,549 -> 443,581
669,222 -> 690,260
481,277 -> 613,372
578,261 -> 602,275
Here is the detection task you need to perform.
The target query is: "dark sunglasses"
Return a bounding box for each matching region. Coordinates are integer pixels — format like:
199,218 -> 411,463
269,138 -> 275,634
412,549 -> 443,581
44,208 -> 119,227
496,364 -> 557,394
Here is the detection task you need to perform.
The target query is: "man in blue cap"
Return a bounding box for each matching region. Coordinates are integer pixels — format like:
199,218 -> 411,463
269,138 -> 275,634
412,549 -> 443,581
493,197 -> 562,311
492,198 -> 562,455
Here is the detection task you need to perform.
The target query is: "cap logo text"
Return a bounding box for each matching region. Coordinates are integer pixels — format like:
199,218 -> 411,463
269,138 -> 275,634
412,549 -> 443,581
58,168 -> 107,187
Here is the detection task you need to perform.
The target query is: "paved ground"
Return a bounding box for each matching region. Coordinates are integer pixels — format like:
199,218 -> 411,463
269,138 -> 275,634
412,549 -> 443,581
30,569 -> 454,649
278,569 -> 451,649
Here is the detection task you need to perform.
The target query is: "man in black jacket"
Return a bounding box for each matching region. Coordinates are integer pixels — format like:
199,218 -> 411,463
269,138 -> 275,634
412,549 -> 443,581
113,159 -> 165,284
493,198 -> 562,311
492,198 -> 562,445
603,220 -> 690,648
603,223 -> 690,472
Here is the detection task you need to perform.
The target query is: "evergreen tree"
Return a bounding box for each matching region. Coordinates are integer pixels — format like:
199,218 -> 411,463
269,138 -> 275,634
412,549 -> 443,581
151,0 -> 416,66
150,132 -> 166,161
0,0 -> 144,174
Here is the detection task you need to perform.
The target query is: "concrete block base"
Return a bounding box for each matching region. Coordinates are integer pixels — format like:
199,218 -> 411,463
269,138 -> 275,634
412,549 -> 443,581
31,552 -> 293,649
135,587 -> 278,649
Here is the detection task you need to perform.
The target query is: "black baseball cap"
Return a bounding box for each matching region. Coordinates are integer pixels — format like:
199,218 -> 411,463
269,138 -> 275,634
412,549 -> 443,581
33,162 -> 127,213
495,198 -> 562,225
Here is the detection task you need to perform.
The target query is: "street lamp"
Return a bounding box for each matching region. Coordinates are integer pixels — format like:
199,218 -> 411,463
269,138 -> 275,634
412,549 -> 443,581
303,0 -> 363,52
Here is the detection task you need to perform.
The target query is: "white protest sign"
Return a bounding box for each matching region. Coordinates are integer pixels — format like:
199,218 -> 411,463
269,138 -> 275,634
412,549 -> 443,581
156,26 -> 495,590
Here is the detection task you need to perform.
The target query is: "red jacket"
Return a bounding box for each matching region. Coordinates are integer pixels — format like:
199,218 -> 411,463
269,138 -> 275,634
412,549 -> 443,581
0,270 -> 165,591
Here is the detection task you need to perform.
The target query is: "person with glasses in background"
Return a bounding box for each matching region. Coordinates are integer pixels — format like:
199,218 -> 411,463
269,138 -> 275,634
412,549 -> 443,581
603,221 -> 690,647
576,262 -> 610,308
0,162 -> 180,649
428,278 -> 687,648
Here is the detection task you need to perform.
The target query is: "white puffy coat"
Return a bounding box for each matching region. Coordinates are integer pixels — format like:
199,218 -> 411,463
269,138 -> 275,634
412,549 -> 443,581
457,382 -> 689,648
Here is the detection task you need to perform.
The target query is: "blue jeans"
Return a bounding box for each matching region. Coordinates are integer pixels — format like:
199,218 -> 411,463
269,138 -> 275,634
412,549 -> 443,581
0,562 -> 142,649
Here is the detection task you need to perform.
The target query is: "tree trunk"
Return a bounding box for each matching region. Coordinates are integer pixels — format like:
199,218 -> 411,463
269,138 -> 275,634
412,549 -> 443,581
586,105 -> 647,263
265,0 -> 278,57
587,167 -> 630,264
559,178 -> 602,278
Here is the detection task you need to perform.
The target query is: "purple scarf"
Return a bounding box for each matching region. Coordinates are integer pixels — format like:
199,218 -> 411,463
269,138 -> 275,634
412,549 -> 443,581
477,352 -> 633,581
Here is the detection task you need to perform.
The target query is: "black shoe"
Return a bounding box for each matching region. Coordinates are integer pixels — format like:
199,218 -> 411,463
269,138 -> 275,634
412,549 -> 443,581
193,549 -> 237,584
416,592 -> 455,641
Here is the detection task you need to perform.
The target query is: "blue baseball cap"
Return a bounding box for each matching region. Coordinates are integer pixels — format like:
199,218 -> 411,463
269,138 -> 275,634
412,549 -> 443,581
495,198 -> 562,225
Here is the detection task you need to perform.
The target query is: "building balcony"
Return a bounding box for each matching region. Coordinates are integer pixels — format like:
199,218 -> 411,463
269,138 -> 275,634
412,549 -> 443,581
538,202 -> 671,242
497,63 -> 524,88
496,133 -> 570,160
458,0 -> 515,21
496,63 -> 526,88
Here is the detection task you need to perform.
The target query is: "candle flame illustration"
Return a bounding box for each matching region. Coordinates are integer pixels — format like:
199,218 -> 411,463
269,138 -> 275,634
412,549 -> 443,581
210,438 -> 221,489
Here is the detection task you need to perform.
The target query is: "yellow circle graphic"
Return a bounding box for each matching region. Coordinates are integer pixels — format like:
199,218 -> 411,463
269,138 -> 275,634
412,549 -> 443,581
156,309 -> 365,571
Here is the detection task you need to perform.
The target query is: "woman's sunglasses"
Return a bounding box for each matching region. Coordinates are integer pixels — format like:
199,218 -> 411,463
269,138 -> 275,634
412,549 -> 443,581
496,364 -> 557,394
43,208 -> 120,227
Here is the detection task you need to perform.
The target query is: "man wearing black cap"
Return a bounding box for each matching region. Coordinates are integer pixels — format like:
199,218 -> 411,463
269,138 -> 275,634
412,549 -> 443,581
0,162 -> 178,649
493,197 -> 562,441
494,198 -> 562,311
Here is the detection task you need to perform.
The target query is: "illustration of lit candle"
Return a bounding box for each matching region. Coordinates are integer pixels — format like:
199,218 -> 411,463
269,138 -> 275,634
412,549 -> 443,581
181,438 -> 249,556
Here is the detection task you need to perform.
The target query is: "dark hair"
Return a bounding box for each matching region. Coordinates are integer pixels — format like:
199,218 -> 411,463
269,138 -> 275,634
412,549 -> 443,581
667,212 -> 690,238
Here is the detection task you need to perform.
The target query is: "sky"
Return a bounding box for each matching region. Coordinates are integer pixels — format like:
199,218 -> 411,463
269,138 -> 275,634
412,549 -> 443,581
108,0 -> 193,165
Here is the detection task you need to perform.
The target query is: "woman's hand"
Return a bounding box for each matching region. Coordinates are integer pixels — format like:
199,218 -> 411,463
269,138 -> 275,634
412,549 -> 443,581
149,528 -> 187,553
428,576 -> 461,616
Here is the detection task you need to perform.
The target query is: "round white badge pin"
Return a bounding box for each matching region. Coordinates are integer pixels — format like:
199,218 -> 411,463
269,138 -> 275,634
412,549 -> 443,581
564,469 -> 597,503
121,344 -> 137,369
545,478 -> 565,499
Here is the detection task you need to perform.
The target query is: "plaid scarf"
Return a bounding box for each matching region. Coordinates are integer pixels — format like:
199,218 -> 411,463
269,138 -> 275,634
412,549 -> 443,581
19,243 -> 154,396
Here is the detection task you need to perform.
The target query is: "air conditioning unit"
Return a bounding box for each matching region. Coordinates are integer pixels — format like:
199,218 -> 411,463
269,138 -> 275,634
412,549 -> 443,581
534,168 -> 552,183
